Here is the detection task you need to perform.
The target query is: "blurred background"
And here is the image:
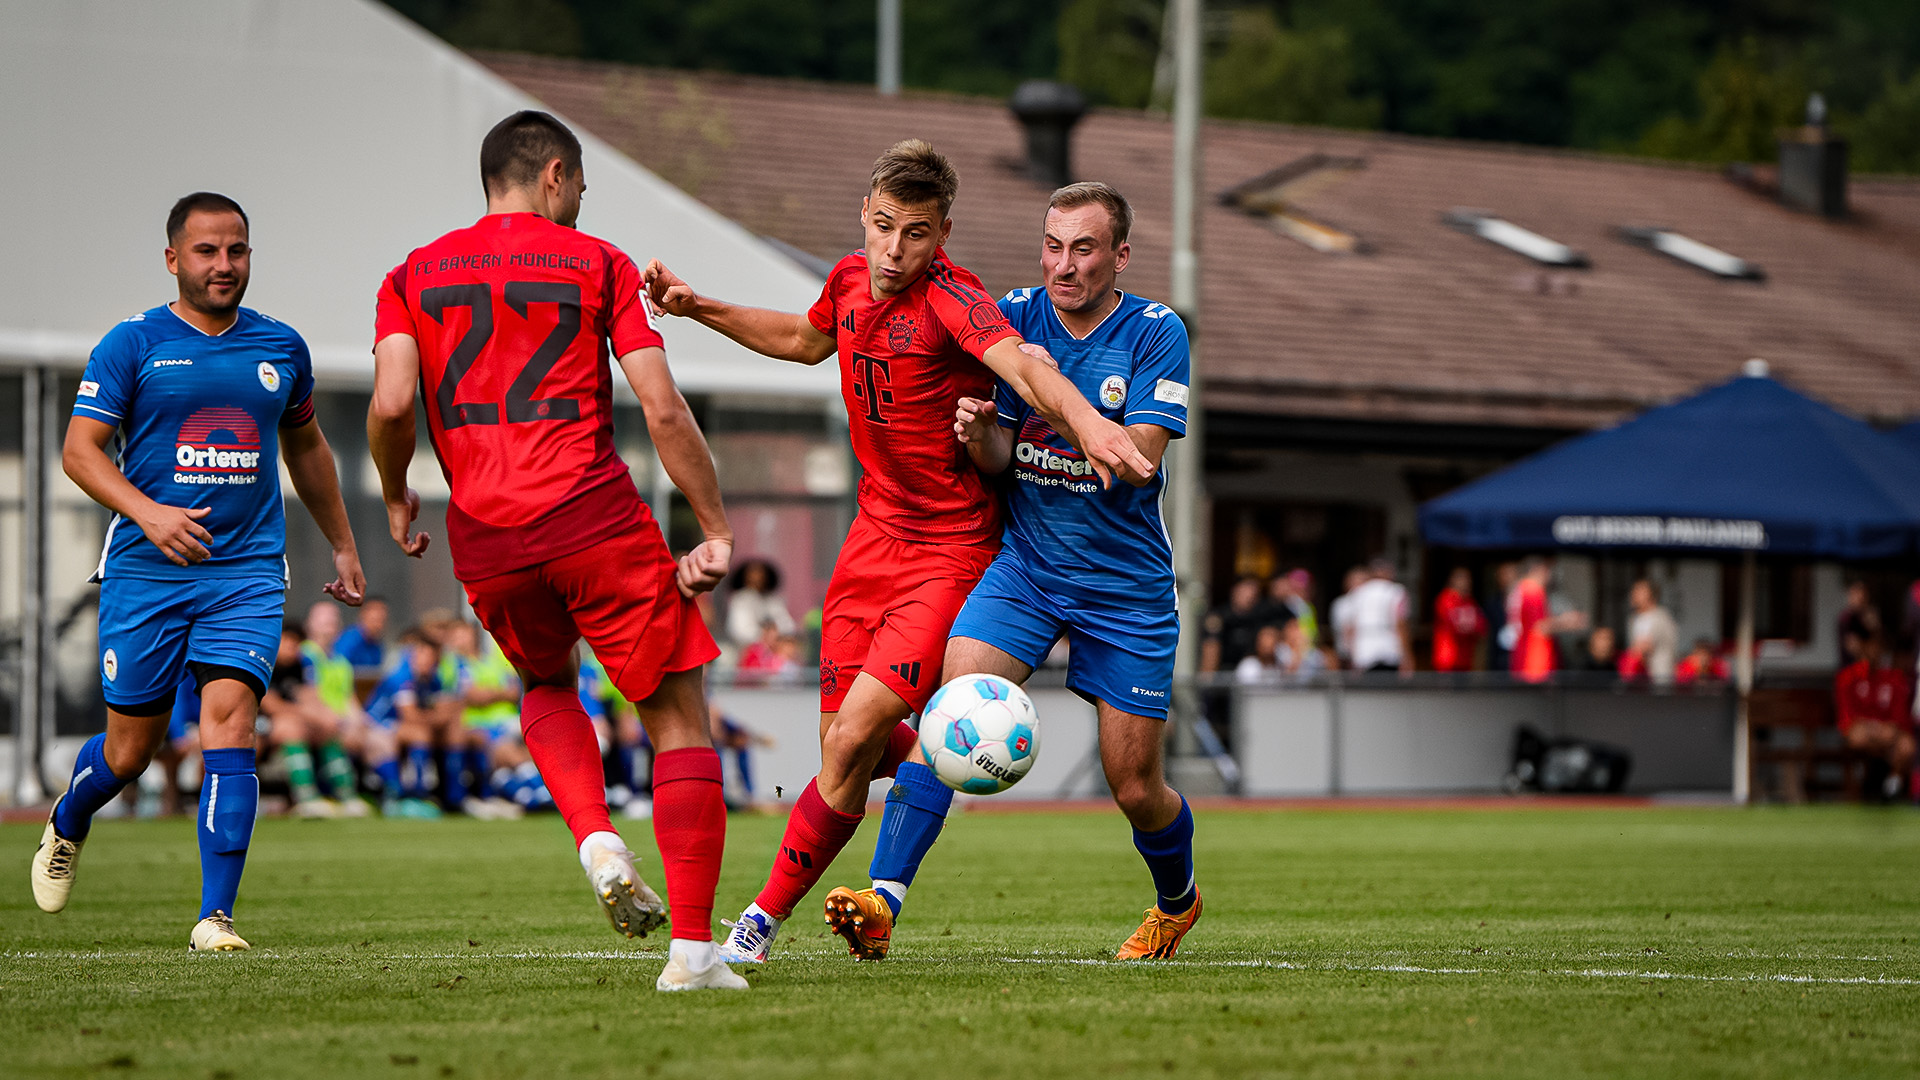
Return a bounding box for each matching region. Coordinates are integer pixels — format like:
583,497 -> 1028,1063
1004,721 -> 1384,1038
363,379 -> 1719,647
3,0 -> 1918,811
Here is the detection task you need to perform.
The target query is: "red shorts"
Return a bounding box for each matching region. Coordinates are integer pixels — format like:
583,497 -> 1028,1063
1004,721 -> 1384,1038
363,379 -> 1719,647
818,516 -> 998,713
462,527 -> 719,704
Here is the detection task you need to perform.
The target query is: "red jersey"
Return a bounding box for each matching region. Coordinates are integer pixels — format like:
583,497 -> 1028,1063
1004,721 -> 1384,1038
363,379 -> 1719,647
1836,660 -> 1914,733
1431,587 -> 1484,672
374,213 -> 662,581
807,251 -> 1020,546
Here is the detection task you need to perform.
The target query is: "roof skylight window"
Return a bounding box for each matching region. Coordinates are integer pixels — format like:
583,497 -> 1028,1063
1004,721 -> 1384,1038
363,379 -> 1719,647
1616,226 -> 1765,280
1443,209 -> 1589,267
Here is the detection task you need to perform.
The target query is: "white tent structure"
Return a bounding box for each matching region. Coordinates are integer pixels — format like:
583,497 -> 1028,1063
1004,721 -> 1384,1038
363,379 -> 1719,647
0,0 -> 835,801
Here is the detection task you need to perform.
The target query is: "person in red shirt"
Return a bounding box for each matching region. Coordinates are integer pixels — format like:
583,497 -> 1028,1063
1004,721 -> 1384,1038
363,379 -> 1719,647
1506,556 -> 1585,683
1673,638 -> 1730,684
367,112 -> 744,992
645,139 -> 1151,964
1431,567 -> 1485,672
1835,632 -> 1916,799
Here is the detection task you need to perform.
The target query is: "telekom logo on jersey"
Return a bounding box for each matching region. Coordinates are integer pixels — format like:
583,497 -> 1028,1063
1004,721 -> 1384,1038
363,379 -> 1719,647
172,406 -> 262,486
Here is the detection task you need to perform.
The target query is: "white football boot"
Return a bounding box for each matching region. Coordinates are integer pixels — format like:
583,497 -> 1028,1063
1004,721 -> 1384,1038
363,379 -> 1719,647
656,939 -> 750,991
579,831 -> 667,939
189,911 -> 251,951
30,797 -> 84,913
717,903 -> 782,964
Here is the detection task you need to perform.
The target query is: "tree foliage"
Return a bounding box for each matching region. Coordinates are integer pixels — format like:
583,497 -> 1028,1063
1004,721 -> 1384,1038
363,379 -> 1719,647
380,0 -> 1920,172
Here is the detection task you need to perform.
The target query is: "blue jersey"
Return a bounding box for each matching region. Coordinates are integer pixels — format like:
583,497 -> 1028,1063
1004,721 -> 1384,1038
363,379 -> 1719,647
335,626 -> 387,669
74,304 -> 315,581
364,653 -> 444,728
993,289 -> 1189,606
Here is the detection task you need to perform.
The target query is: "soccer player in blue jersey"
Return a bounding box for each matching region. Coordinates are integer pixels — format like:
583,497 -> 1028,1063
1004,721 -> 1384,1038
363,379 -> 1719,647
30,193 -> 366,951
828,182 -> 1201,960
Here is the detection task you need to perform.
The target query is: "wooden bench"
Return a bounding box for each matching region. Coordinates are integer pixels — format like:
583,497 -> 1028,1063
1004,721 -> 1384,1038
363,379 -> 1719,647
1748,687 -> 1874,802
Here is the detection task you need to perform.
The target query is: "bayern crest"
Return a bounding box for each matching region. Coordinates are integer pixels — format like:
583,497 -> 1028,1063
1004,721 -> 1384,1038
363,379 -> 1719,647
886,313 -> 917,352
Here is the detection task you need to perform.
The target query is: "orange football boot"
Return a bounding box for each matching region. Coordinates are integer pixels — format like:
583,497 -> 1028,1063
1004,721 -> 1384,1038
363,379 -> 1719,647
1115,892 -> 1202,959
823,886 -> 894,960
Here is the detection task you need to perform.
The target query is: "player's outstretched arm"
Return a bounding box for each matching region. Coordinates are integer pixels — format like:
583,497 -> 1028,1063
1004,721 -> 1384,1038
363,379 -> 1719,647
281,418 -> 366,605
642,259 -> 836,366
981,339 -> 1157,489
955,397 -> 1014,476
617,345 -> 735,598
63,415 -> 214,567
368,333 -> 431,558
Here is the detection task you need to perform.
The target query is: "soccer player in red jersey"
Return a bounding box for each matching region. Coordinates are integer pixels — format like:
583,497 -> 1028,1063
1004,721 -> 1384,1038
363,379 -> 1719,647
644,139 -> 1154,964
367,112 -> 745,992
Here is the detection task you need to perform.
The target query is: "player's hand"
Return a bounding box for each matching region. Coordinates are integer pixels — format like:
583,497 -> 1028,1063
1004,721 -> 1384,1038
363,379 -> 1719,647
324,546 -> 367,607
1079,416 -> 1156,489
675,536 -> 732,598
1017,341 -> 1060,369
386,488 -> 431,559
642,259 -> 700,318
138,503 -> 214,566
954,397 -> 1000,445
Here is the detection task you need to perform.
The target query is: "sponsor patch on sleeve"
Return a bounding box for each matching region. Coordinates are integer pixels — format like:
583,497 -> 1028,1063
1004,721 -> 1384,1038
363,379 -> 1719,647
78,380 -> 99,398
1154,379 -> 1189,406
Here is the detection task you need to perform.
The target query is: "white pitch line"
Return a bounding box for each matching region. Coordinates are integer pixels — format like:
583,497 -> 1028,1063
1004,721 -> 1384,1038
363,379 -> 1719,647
6,950 -> 1918,987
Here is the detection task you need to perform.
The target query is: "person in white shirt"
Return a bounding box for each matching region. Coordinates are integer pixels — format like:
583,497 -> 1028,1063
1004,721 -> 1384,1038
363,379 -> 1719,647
1625,579 -> 1678,686
1345,558 -> 1412,675
1328,566 -> 1367,667
724,559 -> 795,651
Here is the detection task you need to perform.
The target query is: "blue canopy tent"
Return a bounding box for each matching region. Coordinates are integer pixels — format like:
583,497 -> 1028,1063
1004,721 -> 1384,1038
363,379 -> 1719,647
1896,420 -> 1920,459
1419,363 -> 1920,800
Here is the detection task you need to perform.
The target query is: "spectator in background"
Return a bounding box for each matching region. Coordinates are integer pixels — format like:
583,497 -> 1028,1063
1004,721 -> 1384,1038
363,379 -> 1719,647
1579,626 -> 1619,674
1674,638 -> 1729,684
709,698 -> 776,809
335,595 -> 390,673
1431,567 -> 1485,672
1279,621 -> 1328,682
1201,576 -> 1267,674
1835,632 -> 1916,800
725,559 -> 795,651
259,622 -> 357,819
1328,566 -> 1369,668
1486,561 -> 1520,672
1839,581 -> 1882,664
1234,624 -> 1287,684
1508,556 -> 1586,683
1265,570 -> 1317,645
1346,558 -> 1412,675
1625,579 -> 1679,685
737,619 -> 801,684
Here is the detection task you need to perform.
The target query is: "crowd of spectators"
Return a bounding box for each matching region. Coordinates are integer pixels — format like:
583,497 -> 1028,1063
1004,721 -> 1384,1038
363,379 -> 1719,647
117,593 -> 775,823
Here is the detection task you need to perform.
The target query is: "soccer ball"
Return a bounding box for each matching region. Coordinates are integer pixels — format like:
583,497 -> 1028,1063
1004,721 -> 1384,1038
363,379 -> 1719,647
917,673 -> 1040,795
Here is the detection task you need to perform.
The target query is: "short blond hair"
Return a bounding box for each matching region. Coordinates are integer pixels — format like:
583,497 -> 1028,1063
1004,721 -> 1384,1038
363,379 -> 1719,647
870,139 -> 959,220
1048,181 -> 1132,248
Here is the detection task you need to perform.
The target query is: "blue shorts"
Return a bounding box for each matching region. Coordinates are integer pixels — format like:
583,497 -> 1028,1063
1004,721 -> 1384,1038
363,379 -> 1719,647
97,575 -> 285,713
948,551 -> 1178,719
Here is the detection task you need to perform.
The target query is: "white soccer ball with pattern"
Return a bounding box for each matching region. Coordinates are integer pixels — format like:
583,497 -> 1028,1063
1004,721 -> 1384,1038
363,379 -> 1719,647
917,673 -> 1041,795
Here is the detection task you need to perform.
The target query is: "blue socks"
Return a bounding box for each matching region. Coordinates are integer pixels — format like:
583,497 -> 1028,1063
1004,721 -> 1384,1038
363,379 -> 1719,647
374,758 -> 401,799
403,746 -> 434,799
53,734 -> 131,841
445,748 -> 471,806
867,761 -> 953,916
463,748 -> 492,801
1132,796 -> 1197,915
198,747 -> 258,919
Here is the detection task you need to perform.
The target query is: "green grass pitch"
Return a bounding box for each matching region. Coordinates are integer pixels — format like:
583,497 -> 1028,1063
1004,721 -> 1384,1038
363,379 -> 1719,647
4,804 -> 1919,1078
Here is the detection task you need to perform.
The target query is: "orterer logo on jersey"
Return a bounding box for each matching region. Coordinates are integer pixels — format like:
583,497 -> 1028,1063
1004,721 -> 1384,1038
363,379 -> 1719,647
1013,414 -> 1101,494
173,406 -> 262,486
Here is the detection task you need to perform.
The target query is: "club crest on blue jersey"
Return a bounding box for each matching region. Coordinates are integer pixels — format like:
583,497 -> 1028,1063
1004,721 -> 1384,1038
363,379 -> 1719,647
256,361 -> 280,392
1100,374 -> 1127,409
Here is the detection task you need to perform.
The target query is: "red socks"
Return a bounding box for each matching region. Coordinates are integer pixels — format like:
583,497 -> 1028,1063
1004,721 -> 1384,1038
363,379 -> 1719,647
870,721 -> 919,782
753,778 -> 863,920
520,685 -> 613,846
650,747 -> 727,942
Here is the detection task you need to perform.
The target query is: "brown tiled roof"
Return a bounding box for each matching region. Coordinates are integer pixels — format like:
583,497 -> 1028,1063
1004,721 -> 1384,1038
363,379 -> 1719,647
482,52 -> 1920,429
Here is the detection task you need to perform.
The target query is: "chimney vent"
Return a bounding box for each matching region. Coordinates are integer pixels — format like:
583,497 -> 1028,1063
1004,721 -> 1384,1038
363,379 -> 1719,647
1009,80 -> 1087,189
1778,92 -> 1847,218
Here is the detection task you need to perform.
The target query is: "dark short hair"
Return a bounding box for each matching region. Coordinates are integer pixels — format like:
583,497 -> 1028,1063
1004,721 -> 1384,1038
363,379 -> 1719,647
1048,181 -> 1133,248
281,619 -> 305,639
870,139 -> 959,220
166,192 -> 248,244
480,110 -> 583,197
